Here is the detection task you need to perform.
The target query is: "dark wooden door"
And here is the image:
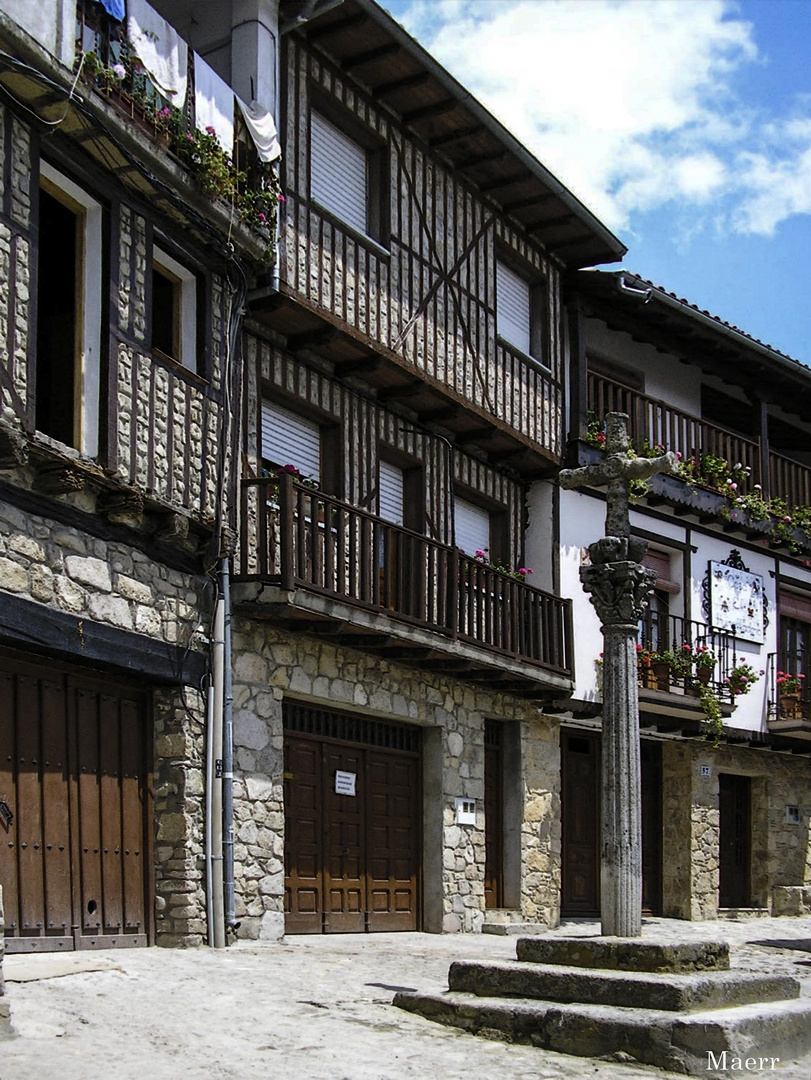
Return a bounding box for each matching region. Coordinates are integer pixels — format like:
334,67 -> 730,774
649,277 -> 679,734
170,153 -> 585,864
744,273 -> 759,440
561,732 -> 600,916
562,733 -> 662,917
719,774 -> 751,907
0,652 -> 149,952
484,721 -> 503,909
284,705 -> 420,934
640,740 -> 663,916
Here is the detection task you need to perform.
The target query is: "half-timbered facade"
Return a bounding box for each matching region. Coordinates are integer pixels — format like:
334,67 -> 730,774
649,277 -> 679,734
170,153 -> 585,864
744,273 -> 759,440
555,270 -> 811,920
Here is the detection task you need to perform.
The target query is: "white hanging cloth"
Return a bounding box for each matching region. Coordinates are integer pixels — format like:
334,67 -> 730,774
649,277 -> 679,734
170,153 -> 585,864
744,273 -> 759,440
194,54 -> 234,152
127,0 -> 188,104
237,98 -> 282,163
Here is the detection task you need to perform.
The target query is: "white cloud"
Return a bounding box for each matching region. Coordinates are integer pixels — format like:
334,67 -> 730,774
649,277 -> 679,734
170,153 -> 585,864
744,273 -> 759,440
389,0 -> 811,240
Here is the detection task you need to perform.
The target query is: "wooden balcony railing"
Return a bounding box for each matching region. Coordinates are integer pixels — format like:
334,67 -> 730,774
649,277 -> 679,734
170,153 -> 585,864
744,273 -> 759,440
588,372 -> 811,506
588,372 -> 759,492
238,474 -> 573,676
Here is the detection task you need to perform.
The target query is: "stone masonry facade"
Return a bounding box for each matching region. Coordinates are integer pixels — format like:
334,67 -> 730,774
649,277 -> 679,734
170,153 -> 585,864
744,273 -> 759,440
226,620 -> 561,940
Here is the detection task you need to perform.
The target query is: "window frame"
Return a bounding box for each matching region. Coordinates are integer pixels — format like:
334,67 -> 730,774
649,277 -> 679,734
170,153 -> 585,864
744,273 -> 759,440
37,161 -> 104,458
150,243 -> 200,375
495,253 -> 549,369
308,95 -> 389,249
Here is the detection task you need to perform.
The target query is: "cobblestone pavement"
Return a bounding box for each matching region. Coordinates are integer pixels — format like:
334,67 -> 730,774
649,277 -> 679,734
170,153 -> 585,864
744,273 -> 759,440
1,916 -> 810,1080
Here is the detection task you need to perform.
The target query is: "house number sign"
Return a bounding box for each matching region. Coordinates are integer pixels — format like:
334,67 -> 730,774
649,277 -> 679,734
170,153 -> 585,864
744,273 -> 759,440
335,771 -> 356,796
708,559 -> 765,643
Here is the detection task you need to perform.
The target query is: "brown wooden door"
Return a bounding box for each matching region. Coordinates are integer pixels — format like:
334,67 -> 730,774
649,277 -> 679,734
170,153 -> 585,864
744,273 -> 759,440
0,652 -> 149,952
484,721 -> 503,909
640,740 -> 663,916
562,733 -> 662,918
561,732 -> 600,916
284,705 -> 420,934
719,774 -> 751,908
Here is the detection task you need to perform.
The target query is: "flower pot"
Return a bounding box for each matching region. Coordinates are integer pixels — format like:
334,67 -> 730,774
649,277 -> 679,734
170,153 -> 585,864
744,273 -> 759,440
638,664 -> 658,690
652,661 -> 671,692
778,691 -> 803,720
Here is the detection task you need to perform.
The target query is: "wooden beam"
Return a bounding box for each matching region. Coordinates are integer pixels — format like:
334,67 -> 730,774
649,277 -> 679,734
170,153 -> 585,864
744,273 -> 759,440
302,12 -> 367,41
334,353 -> 384,377
417,404 -> 461,423
502,193 -> 557,213
428,123 -> 483,150
455,425 -> 496,445
341,42 -> 400,70
527,212 -> 576,236
478,171 -> 532,194
372,72 -> 431,98
454,148 -> 508,171
377,379 -> 425,403
403,98 -> 459,124
286,326 -> 340,353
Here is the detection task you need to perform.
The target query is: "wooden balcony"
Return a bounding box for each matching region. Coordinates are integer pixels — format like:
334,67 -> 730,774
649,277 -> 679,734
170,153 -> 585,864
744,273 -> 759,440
588,372 -> 811,506
234,474 -> 573,700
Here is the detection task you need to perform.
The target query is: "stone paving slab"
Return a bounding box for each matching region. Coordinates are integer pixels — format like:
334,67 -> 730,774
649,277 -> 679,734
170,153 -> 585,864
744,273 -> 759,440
448,959 -> 799,1011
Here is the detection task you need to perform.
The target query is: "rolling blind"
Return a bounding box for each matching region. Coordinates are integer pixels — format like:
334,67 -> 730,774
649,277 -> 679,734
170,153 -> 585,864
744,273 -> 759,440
496,260 -> 531,355
310,110 -> 368,236
261,399 -> 321,482
454,497 -> 490,555
379,461 -> 404,525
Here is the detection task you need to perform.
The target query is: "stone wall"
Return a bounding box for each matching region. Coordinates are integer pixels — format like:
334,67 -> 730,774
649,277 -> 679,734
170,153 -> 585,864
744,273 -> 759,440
660,741 -> 811,920
0,499 -> 204,646
153,686 -> 207,946
229,619 -> 558,939
521,718 -> 561,927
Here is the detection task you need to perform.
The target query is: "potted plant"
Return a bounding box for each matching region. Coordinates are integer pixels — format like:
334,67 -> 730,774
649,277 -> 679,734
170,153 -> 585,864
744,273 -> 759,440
636,644 -> 670,690
692,644 -> 718,686
776,671 -> 805,719
725,661 -> 763,698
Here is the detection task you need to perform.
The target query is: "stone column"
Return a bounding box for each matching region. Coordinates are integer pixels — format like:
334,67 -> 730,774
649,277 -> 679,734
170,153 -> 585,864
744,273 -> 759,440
580,551 -> 656,937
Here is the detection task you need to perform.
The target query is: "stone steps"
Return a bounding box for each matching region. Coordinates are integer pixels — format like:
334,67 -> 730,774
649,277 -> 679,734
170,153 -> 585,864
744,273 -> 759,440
448,959 -> 799,1012
394,988 -> 811,1077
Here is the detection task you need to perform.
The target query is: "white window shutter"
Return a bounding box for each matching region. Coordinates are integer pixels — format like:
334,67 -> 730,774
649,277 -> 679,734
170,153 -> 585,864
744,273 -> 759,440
379,461 -> 404,525
497,260 -> 531,355
454,497 -> 490,554
310,110 -> 368,236
261,399 -> 321,483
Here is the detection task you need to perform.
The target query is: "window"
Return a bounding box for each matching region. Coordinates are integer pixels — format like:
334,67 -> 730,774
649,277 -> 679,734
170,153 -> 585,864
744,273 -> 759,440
151,247 -> 198,372
640,548 -> 680,653
36,162 -> 102,456
379,461 -> 404,526
454,496 -> 491,555
261,399 -> 321,483
496,258 -> 547,366
309,108 -> 385,243
779,590 -> 811,680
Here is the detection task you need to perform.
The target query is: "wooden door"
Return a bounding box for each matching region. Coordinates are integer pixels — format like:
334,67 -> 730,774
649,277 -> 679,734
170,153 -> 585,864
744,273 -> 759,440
0,652 -> 149,952
640,740 -> 663,916
283,705 -> 421,934
561,732 -> 600,916
366,750 -> 419,930
484,721 -> 504,909
719,774 -> 751,907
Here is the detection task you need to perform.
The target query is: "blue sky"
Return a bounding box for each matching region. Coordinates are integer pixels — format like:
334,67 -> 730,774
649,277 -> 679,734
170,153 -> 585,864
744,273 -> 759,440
382,0 -> 811,364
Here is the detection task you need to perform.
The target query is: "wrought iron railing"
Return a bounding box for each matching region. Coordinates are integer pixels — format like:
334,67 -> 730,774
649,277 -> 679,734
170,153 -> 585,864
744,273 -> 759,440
637,611 -> 736,699
238,474 -> 573,675
767,651 -> 810,723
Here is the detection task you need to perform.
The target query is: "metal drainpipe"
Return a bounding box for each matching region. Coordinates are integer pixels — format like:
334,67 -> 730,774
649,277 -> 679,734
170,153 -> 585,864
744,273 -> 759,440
209,594 -> 226,948
221,556 -> 238,931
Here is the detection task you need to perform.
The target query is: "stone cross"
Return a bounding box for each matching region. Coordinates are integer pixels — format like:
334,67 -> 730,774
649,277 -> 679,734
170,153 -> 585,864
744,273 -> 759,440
559,413 -> 678,937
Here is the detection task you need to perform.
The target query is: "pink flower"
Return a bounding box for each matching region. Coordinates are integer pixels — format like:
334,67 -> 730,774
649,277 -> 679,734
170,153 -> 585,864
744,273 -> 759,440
278,194 -> 286,203
258,212 -> 267,223
729,482 -> 737,490
205,125 -> 216,136
675,451 -> 682,460
784,516 -> 792,523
